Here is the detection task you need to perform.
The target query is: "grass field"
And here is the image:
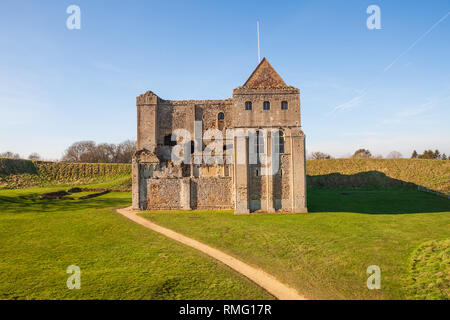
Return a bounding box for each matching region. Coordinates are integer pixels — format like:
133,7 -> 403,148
141,189 -> 450,300
1,184 -> 448,300
0,187 -> 272,300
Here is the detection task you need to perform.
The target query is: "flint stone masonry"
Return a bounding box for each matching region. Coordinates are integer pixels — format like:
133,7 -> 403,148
133,58 -> 308,214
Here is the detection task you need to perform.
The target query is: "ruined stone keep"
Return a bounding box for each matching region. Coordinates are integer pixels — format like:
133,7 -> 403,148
132,58 -> 307,214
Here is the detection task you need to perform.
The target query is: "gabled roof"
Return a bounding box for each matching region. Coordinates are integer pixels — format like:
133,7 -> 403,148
243,57 -> 287,88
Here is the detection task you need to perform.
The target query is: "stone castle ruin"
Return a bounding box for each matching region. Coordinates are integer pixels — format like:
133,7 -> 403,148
132,58 -> 307,214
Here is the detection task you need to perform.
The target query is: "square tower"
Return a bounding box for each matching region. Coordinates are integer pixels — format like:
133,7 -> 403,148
231,58 -> 307,213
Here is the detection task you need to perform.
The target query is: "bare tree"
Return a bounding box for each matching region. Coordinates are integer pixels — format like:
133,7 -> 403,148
311,151 -> 332,160
28,153 -> 41,160
61,141 -> 96,162
116,140 -> 136,163
95,143 -> 118,163
0,151 -> 21,159
61,140 -> 136,163
387,151 -> 402,159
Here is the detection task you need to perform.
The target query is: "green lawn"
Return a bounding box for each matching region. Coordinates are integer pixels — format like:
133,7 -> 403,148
1,187 -> 448,300
0,187 -> 272,300
141,189 -> 450,300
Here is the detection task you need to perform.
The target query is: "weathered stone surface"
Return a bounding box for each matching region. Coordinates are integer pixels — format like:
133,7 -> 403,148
133,58 -> 307,214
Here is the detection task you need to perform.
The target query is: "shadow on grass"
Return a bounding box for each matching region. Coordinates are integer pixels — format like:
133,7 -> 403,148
0,191 -> 131,214
307,171 -> 419,189
307,189 -> 450,214
307,171 -> 450,214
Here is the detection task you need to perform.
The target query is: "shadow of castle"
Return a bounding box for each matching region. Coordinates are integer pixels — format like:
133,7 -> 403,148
306,171 -> 450,214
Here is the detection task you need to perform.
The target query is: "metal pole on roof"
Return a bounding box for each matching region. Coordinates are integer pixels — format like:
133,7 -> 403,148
257,20 -> 261,63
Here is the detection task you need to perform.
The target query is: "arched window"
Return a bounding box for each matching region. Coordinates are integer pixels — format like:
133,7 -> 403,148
218,112 -> 225,130
263,101 -> 270,110
245,101 -> 252,110
281,101 -> 288,110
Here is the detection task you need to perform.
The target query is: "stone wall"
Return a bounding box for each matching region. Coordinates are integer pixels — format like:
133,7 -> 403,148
147,178 -> 181,209
194,177 -> 233,209
145,177 -> 233,210
232,87 -> 301,128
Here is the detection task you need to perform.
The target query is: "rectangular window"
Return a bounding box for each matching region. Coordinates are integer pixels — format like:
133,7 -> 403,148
281,101 -> 288,110
245,101 -> 252,110
263,101 -> 270,110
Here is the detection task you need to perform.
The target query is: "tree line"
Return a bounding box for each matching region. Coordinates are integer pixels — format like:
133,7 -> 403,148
411,149 -> 448,160
61,140 -> 136,163
2,144 -> 448,162
308,149 -> 392,160
0,140 -> 136,163
308,149 -> 448,160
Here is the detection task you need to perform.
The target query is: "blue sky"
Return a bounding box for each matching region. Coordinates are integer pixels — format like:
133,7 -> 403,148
1,0 -> 449,160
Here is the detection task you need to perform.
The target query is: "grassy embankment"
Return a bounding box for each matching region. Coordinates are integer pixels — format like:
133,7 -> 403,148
2,158 -> 449,193
0,158 -> 131,190
307,158 -> 449,194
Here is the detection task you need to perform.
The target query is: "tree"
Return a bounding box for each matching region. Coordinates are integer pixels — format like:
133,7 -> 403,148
414,149 -> 444,160
311,151 -> 332,160
116,140 -> 136,163
442,153 -> 448,160
387,151 -> 402,159
434,149 -> 441,160
0,151 -> 20,159
94,143 -> 118,163
351,149 -> 372,159
28,153 -> 41,160
411,150 -> 418,158
61,141 -> 97,162
418,150 -> 436,159
61,140 -> 136,163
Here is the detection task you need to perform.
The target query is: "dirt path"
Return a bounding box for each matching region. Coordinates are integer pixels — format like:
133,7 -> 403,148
117,207 -> 306,300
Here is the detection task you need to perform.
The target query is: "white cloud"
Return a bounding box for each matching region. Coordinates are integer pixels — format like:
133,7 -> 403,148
328,92 -> 367,114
